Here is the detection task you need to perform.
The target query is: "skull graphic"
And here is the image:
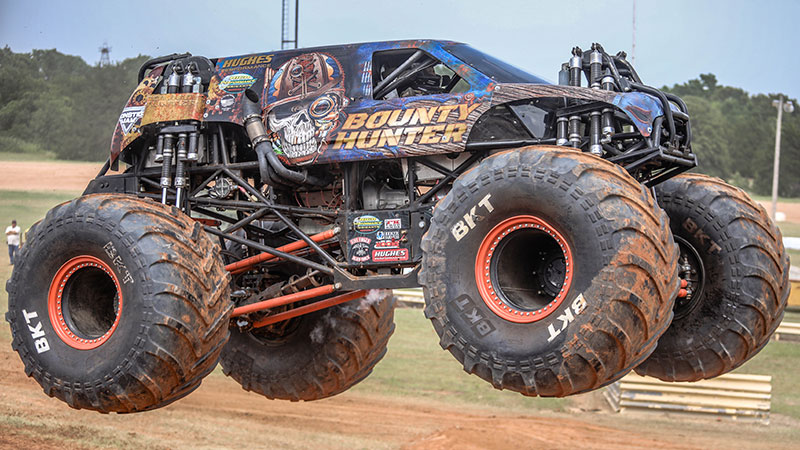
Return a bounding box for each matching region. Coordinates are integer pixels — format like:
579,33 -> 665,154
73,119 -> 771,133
265,53 -> 348,165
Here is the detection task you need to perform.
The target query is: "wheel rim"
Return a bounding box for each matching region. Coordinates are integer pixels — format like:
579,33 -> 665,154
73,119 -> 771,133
673,235 -> 705,320
48,255 -> 123,350
474,215 -> 573,323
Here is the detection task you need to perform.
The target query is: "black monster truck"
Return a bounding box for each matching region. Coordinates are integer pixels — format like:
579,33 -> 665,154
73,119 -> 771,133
6,40 -> 790,412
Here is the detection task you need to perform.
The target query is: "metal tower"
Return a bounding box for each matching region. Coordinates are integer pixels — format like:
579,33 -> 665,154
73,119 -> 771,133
99,41 -> 111,67
281,0 -> 298,50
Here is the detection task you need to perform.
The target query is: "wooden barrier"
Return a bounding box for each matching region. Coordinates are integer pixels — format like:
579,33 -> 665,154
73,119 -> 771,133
774,321 -> 800,341
604,373 -> 771,424
392,288 -> 425,307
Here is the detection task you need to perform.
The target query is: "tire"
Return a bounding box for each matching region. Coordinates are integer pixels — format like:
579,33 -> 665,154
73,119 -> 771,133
419,146 -> 679,397
220,290 -> 395,401
635,174 -> 790,381
5,194 -> 232,413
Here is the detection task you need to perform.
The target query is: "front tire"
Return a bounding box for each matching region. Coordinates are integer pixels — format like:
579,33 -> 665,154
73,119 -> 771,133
420,147 -> 679,397
5,194 -> 232,413
636,174 -> 790,381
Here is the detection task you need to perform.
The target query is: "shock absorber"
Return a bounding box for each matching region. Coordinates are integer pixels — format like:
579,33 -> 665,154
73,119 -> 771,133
589,44 -> 602,89
174,132 -> 188,207
601,76 -> 616,143
569,47 -> 582,87
160,133 -> 175,203
167,63 -> 182,94
556,117 -> 569,146
589,111 -> 602,155
568,47 -> 583,148
568,115 -> 582,148
154,133 -> 165,163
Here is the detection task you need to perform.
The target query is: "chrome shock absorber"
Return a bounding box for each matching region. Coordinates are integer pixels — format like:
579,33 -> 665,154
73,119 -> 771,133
601,76 -> 616,143
568,47 -> 583,148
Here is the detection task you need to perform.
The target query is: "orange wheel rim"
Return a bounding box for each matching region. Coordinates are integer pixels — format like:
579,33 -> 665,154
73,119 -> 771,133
474,215 -> 573,323
48,255 -> 123,350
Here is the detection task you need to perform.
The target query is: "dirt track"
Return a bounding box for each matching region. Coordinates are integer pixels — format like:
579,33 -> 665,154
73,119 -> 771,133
0,161 -> 102,192
0,341 -> 794,450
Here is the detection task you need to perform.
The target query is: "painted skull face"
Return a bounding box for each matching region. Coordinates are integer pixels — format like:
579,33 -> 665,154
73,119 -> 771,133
265,53 -> 348,164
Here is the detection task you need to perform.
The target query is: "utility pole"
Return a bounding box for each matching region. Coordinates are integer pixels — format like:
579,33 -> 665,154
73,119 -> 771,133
631,0 -> 636,65
281,0 -> 299,50
771,95 -> 794,220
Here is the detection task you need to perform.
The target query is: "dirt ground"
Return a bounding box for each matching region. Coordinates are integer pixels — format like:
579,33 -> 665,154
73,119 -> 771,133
0,338 -> 800,450
1,342 -> 796,450
0,161 -> 102,192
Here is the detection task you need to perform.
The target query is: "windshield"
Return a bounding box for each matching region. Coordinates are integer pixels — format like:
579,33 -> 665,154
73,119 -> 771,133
444,44 -> 549,84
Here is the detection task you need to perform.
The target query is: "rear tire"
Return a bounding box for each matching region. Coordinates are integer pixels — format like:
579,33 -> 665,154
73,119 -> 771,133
635,174 -> 790,381
220,290 -> 395,401
5,194 -> 232,413
420,146 -> 679,397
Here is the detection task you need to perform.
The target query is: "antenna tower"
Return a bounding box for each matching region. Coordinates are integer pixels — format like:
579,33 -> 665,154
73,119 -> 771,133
281,0 -> 299,50
99,41 -> 111,67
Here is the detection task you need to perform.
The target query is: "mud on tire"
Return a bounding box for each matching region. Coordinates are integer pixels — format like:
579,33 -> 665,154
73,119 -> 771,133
420,146 -> 679,397
635,174 -> 790,381
220,291 -> 395,401
5,194 -> 232,413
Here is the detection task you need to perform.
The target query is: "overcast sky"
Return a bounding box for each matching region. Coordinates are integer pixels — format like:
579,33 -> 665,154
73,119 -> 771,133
1,0 -> 798,100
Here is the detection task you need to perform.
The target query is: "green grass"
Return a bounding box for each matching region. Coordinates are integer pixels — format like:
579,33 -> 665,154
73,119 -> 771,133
748,193 -> 800,204
779,222 -> 800,238
787,248 -> 800,266
783,310 -> 800,323
0,151 -> 101,164
0,191 -> 78,338
351,308 -> 569,412
733,341 -> 800,419
0,151 -> 58,162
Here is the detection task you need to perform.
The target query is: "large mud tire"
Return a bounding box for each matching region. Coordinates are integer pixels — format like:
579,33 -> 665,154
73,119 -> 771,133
635,174 -> 790,381
5,194 -> 232,413
420,146 -> 679,397
220,291 -> 395,401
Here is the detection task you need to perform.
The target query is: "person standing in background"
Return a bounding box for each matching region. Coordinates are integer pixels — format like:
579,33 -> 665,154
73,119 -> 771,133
6,220 -> 20,265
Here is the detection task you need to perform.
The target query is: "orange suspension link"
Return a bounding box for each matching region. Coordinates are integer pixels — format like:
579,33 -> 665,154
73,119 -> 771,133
252,290 -> 367,328
231,284 -> 337,317
225,228 -> 338,274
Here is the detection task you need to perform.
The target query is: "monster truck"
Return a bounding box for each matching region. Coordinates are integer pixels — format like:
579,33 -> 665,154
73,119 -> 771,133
6,40 -> 790,413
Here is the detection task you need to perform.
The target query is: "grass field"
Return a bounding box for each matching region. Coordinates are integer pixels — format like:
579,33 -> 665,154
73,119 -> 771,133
0,189 -> 798,421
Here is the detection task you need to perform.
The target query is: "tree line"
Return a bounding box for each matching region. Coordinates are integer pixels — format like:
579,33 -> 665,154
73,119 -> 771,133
1,47 -> 798,196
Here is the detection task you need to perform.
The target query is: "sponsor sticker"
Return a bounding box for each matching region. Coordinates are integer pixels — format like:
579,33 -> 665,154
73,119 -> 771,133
372,248 -> 409,262
376,230 -> 400,240
219,73 -> 256,93
350,241 -> 371,262
221,54 -> 273,69
384,218 -> 402,230
374,239 -> 400,249
353,215 -> 381,233
118,106 -> 146,134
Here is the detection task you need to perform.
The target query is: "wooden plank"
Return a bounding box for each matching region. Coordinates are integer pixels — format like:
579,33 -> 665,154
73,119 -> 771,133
617,383 -> 771,400
605,373 -> 771,425
619,391 -> 769,410
392,288 -> 425,305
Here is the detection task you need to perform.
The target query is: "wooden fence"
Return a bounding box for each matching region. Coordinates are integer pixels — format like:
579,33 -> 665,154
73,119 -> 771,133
604,373 -> 772,424
392,288 -> 425,307
774,321 -> 800,341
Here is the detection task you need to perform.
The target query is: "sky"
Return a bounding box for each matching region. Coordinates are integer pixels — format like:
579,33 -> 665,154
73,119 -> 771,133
1,0 -> 798,100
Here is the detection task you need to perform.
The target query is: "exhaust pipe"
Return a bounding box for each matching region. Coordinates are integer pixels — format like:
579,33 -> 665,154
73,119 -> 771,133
241,90 -> 325,187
